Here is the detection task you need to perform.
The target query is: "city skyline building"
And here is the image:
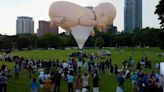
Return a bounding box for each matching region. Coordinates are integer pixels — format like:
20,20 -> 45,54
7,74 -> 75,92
124,0 -> 142,32
16,16 -> 34,35
37,20 -> 58,36
106,24 -> 118,33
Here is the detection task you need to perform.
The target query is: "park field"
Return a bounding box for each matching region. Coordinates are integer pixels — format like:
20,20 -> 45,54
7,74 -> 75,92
0,47 -> 164,92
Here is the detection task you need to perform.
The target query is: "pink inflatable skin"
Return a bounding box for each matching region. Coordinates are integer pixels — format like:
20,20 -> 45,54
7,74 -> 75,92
49,1 -> 97,31
93,3 -> 116,30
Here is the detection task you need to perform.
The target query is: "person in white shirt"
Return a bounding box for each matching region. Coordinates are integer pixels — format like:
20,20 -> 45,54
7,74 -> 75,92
84,62 -> 88,72
38,71 -> 45,88
62,61 -> 68,69
116,86 -> 123,92
77,58 -> 83,73
82,72 -> 90,92
156,63 -> 160,70
159,74 -> 164,91
67,59 -> 72,65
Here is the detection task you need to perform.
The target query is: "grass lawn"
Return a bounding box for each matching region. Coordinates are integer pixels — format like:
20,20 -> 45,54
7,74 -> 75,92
0,47 -> 164,92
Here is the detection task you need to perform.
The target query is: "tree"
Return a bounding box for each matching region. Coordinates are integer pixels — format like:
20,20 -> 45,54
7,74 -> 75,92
155,0 -> 164,28
158,29 -> 164,49
16,36 -> 30,49
58,35 -> 70,48
85,36 -> 95,47
37,33 -> 62,48
0,36 -> 13,50
95,37 -> 104,49
101,33 -> 113,47
67,35 -> 76,47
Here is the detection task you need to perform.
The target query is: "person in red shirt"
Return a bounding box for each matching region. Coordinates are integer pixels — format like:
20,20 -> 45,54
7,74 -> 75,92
75,75 -> 82,92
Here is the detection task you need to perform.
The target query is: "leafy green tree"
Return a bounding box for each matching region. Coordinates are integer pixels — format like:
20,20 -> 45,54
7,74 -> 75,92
155,0 -> 164,28
58,35 -> 70,48
158,29 -> 164,49
67,35 -> 76,47
16,36 -> 30,49
132,28 -> 160,47
38,33 -> 62,48
95,37 -> 104,49
85,36 -> 95,47
0,36 -> 13,49
101,34 -> 113,47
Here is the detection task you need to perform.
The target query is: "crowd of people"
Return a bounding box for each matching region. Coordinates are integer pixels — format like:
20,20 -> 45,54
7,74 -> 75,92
0,52 -> 163,92
116,56 -> 163,92
13,55 -> 102,92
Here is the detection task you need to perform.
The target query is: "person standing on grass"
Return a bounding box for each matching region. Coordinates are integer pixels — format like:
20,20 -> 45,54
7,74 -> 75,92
39,71 -> 45,89
72,58 -> 77,75
28,64 -> 33,78
92,73 -> 99,92
14,65 -> 19,80
114,64 -> 118,74
32,65 -> 37,78
30,78 -> 38,92
131,73 -> 138,92
116,86 -> 123,92
82,72 -> 90,92
77,58 -> 83,74
101,61 -> 105,75
116,73 -> 124,92
75,74 -> 82,92
0,73 -> 7,92
67,72 -> 74,92
110,64 -> 113,76
117,73 -> 124,89
54,70 -> 62,92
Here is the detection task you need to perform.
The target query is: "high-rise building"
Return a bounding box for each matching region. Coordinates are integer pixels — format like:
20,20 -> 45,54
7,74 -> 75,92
16,16 -> 34,34
135,0 -> 142,29
124,0 -> 142,32
37,20 -> 58,36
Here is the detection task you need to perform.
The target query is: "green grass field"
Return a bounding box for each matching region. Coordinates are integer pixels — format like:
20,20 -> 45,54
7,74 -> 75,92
0,47 -> 164,92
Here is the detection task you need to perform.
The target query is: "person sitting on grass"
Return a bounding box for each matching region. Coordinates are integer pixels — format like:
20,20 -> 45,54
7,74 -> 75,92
30,78 -> 38,92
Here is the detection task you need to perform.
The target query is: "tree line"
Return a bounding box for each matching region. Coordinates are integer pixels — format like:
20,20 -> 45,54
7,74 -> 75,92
0,27 -> 164,50
0,0 -> 163,50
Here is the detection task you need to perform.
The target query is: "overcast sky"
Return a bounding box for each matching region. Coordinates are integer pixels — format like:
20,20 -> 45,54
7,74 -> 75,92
0,0 -> 160,35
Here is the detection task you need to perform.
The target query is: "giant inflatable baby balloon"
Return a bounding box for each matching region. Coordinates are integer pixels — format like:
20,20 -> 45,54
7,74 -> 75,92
49,1 -> 116,49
